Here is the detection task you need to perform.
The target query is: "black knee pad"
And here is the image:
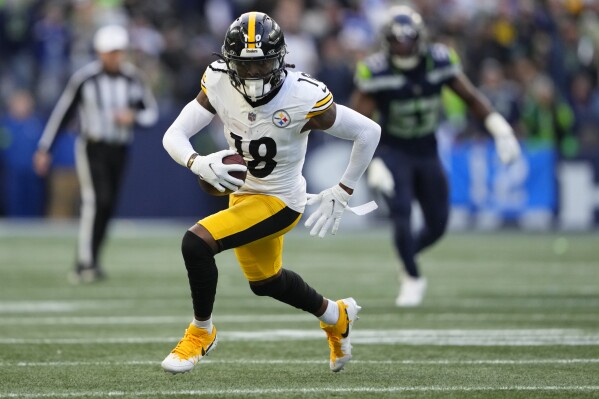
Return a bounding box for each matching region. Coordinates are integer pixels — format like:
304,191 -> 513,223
182,230 -> 214,263
250,269 -> 323,314
250,276 -> 283,297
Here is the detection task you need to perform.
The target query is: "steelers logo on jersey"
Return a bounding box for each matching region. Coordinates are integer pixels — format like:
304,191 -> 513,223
272,110 -> 291,128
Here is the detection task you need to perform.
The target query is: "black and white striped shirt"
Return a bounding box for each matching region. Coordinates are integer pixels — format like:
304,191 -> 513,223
38,60 -> 158,151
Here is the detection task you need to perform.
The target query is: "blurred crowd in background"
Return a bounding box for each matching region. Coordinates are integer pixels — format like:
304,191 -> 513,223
2,0 -> 599,218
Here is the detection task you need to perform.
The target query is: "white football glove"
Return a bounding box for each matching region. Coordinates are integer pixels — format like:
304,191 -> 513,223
494,134 -> 521,165
304,185 -> 351,238
191,149 -> 247,193
367,157 -> 394,197
485,112 -> 521,164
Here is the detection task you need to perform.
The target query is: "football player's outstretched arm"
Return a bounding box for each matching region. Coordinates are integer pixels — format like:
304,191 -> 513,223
449,73 -> 521,164
303,103 -> 381,238
162,91 -> 247,192
350,89 -> 395,197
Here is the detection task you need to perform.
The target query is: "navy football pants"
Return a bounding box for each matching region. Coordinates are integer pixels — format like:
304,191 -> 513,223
379,147 -> 449,278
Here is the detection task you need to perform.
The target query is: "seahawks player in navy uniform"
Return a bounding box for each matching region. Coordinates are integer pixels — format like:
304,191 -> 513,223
351,6 -> 520,307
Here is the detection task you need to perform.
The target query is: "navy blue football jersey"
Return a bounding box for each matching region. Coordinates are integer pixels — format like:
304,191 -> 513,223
355,43 -> 461,154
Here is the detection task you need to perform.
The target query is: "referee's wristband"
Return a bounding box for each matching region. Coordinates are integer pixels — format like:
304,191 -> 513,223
186,153 -> 199,169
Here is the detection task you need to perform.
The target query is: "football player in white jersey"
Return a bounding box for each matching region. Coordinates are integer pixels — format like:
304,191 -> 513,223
161,11 -> 381,374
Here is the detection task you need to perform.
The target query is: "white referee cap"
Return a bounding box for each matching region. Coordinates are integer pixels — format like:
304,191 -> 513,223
94,25 -> 129,53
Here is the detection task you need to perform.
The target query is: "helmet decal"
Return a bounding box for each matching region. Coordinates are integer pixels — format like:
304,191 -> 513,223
242,12 -> 264,57
247,12 -> 257,48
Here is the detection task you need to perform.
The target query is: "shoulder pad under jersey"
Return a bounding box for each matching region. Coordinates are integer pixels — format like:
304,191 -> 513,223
289,71 -> 334,119
356,52 -> 389,78
428,43 -> 462,67
200,60 -> 228,97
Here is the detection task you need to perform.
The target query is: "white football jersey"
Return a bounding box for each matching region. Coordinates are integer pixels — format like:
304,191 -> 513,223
201,60 -> 334,212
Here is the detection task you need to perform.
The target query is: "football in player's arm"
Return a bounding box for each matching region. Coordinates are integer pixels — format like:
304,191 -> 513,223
351,6 -> 520,307
160,12 -> 380,374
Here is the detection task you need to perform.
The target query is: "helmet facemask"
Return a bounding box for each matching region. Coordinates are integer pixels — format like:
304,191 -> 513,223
226,53 -> 286,101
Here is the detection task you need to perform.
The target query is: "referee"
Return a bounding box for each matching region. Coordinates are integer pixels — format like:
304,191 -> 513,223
33,25 -> 158,283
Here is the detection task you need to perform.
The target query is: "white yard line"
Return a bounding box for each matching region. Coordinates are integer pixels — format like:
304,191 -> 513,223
0,314 -> 314,324
1,329 -> 599,346
2,313 -> 599,325
0,301 -> 134,313
3,297 -> 599,314
0,358 -> 598,367
1,386 -> 599,398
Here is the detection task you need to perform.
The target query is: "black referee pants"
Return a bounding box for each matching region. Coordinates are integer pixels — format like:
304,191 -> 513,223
75,139 -> 129,270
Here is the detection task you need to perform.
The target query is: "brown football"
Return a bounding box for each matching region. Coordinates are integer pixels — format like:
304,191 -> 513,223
198,153 -> 247,196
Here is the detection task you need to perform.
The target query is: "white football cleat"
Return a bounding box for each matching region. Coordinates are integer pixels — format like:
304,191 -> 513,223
395,276 -> 427,307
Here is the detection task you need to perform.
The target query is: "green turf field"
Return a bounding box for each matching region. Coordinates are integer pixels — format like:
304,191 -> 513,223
1,222 -> 598,398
